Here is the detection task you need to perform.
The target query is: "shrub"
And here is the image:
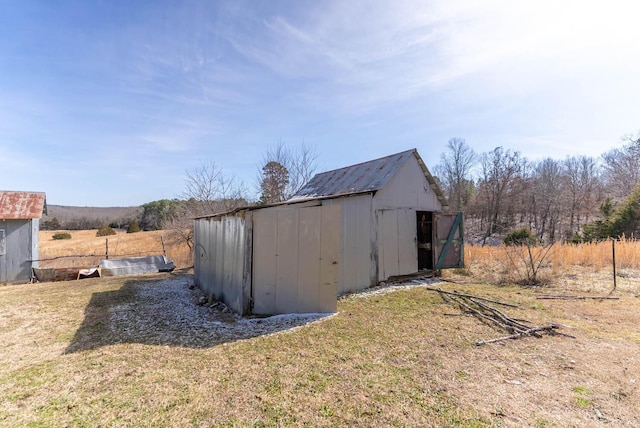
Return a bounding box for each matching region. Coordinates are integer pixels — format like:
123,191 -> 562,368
127,219 -> 141,233
503,228 -> 537,246
96,225 -> 116,237
52,232 -> 71,240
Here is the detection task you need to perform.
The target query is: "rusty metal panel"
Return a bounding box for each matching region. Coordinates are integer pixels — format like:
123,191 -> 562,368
0,191 -> 46,219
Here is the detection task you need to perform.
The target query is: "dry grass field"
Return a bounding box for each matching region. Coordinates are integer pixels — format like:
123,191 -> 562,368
38,229 -> 193,270
0,236 -> 638,427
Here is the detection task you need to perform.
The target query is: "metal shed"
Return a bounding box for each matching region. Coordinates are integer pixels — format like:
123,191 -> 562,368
193,149 -> 463,315
0,191 -> 47,284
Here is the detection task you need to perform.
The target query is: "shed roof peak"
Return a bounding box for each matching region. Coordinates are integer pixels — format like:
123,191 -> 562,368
290,149 -> 447,208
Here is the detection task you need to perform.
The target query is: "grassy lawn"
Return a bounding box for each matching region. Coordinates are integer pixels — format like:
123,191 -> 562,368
1,270 -> 639,427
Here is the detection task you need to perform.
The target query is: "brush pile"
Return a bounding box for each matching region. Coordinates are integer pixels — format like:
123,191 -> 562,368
429,288 -> 574,346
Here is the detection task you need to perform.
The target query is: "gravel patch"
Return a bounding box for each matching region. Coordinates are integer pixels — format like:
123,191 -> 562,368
90,274 -> 335,350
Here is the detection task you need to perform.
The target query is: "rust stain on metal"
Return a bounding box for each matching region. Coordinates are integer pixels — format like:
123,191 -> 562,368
0,191 -> 47,219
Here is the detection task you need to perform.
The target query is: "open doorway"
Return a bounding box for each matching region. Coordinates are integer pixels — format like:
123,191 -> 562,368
416,211 -> 433,270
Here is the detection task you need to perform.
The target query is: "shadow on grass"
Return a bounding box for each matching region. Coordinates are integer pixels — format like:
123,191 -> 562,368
64,273 -> 334,354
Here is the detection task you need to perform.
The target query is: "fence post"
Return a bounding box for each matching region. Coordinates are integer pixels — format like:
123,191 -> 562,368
106,238 -> 109,260
611,239 -> 617,293
161,235 -> 166,257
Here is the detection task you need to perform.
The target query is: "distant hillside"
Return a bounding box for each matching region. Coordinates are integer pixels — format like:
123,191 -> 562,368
43,205 -> 142,230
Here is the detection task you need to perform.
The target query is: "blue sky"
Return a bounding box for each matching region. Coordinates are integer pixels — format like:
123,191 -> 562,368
2,0 -> 639,206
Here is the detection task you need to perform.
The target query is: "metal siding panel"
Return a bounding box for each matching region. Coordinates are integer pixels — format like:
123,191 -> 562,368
357,198 -> 373,288
378,210 -> 400,279
222,218 -> 234,303
4,220 -> 33,282
214,221 -> 224,298
296,207 -> 321,312
319,204 -> 339,312
221,217 -> 245,314
375,155 -> 443,211
252,209 -> 278,314
397,209 -> 417,275
232,218 -> 247,313
0,222 -> 5,282
275,208 -> 299,314
340,199 -> 357,294
242,213 -> 253,315
336,196 -> 374,294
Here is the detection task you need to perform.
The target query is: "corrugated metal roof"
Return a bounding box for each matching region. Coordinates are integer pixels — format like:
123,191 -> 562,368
0,191 -> 47,219
291,149 -> 416,200
290,149 -> 448,208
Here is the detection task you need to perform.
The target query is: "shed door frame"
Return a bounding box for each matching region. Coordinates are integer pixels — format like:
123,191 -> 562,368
416,211 -> 433,270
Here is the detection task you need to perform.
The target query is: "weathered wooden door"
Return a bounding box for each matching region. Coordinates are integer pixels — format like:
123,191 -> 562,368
434,212 -> 464,269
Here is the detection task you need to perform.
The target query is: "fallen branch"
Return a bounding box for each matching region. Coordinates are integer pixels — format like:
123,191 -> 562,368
428,288 -> 519,308
537,295 -> 619,300
426,288 -> 573,345
476,325 -> 575,346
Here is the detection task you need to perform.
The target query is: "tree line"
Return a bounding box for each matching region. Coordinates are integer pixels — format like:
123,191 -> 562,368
433,133 -> 640,244
42,135 -> 640,247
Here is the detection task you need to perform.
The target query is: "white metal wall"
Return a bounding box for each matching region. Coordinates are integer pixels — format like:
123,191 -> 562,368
252,204 -> 340,314
376,208 -> 418,280
374,154 -> 442,211
323,194 -> 377,294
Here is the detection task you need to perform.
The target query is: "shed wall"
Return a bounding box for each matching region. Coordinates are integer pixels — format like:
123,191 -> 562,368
193,216 -> 247,314
252,204 -> 339,314
322,194 -> 376,294
374,154 -> 442,211
0,219 -> 37,283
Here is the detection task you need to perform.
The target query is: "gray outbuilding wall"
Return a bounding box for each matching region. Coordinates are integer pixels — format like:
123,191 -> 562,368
194,215 -> 250,314
0,218 -> 39,283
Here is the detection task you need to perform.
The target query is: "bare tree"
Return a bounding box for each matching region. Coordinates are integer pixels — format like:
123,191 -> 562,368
434,138 -> 477,211
164,162 -> 248,250
602,133 -> 640,198
477,147 -> 525,243
531,158 -> 564,242
563,155 -> 601,237
256,142 -> 320,200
